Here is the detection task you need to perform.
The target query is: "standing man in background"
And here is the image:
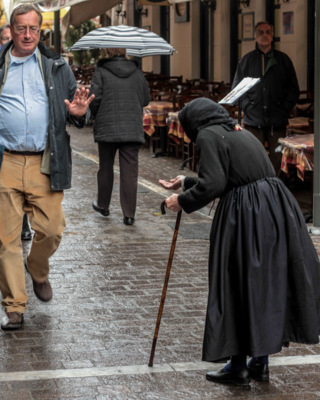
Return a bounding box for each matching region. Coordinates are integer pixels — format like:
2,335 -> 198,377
0,24 -> 12,48
232,21 -> 300,175
0,3 -> 94,330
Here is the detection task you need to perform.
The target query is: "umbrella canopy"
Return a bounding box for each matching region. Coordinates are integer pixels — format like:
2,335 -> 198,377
69,24 -> 176,57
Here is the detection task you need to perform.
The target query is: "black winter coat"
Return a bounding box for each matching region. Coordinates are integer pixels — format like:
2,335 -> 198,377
232,45 -> 300,129
89,56 -> 150,144
0,40 -> 84,191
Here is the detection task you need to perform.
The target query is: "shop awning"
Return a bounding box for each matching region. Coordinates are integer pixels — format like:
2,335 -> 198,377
138,0 -> 193,5
62,0 -> 119,28
0,0 -> 85,23
14,0 -> 88,12
1,0 -> 13,23
138,0 -> 170,6
40,9 -> 69,29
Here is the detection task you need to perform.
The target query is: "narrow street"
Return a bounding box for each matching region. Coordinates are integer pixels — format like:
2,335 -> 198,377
1,124 -> 320,400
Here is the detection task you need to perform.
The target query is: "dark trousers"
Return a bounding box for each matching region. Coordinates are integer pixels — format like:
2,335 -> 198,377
244,125 -> 286,176
22,213 -> 30,233
97,142 -> 140,218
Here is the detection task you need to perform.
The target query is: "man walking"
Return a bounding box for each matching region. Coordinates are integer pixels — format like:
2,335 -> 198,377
232,21 -> 300,174
0,23 -> 32,241
0,3 -> 94,330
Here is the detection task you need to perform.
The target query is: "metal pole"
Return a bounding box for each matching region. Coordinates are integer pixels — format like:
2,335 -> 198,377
54,10 -> 61,54
312,2 -> 320,228
208,7 -> 214,81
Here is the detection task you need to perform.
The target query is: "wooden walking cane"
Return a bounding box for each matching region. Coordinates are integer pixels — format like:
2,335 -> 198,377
148,200 -> 182,367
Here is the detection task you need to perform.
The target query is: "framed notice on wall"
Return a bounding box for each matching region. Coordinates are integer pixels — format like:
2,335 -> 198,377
174,3 -> 190,22
242,12 -> 255,40
283,11 -> 294,35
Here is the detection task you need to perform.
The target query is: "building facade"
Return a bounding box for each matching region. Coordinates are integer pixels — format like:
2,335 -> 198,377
111,0 -> 314,91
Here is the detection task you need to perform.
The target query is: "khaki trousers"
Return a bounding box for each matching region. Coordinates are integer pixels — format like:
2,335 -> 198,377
0,152 -> 65,313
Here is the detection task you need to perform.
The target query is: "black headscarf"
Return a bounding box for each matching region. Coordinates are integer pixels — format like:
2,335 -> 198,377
178,98 -> 237,143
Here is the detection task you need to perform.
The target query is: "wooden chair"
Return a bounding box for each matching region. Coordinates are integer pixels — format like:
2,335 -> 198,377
167,134 -> 182,158
180,141 -> 193,170
148,91 -> 179,155
151,90 -> 178,109
186,78 -> 207,87
149,132 -> 162,154
167,75 -> 183,84
176,91 -> 206,110
180,143 -> 197,172
286,118 -> 313,136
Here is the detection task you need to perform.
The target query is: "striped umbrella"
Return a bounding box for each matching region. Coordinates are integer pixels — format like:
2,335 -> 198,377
69,24 -> 176,57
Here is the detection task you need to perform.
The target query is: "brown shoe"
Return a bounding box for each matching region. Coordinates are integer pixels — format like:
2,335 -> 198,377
32,279 -> 53,302
25,263 -> 53,302
1,312 -> 24,330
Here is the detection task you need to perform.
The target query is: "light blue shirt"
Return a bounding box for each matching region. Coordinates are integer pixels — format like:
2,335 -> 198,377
0,47 -> 49,151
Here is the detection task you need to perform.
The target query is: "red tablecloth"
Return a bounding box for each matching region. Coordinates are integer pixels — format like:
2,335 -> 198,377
143,109 -> 155,136
167,111 -> 190,144
144,101 -> 174,127
279,134 -> 314,180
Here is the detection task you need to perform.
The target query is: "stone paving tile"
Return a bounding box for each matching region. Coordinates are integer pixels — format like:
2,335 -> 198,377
0,125 -> 320,399
1,391 -> 33,400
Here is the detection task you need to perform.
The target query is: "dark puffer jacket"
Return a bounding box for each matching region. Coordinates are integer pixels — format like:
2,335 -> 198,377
89,56 -> 150,143
232,45 -> 300,129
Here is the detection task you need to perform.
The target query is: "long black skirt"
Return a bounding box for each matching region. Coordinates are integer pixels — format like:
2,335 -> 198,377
202,177 -> 320,362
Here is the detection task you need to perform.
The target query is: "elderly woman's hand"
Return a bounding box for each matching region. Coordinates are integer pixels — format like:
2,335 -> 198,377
159,175 -> 185,191
164,194 -> 182,212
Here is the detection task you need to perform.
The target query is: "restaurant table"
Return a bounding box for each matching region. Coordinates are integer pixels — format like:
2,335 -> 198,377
143,101 -> 175,156
145,101 -> 175,126
278,133 -> 314,181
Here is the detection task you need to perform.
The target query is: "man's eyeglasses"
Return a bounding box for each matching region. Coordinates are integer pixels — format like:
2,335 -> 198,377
13,26 -> 41,35
256,29 -> 272,36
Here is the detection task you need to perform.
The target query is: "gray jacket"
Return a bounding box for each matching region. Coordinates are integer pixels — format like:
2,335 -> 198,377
89,56 -> 150,143
0,40 -> 85,191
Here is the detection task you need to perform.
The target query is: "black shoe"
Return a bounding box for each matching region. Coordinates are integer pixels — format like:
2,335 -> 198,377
123,217 -> 134,225
92,201 -> 109,216
21,230 -> 32,241
206,368 -> 250,386
248,363 -> 269,382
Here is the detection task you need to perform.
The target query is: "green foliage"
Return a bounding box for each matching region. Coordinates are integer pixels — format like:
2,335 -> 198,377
65,20 -> 101,65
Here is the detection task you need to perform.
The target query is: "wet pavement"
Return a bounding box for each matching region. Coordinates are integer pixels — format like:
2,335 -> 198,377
1,124 -> 320,399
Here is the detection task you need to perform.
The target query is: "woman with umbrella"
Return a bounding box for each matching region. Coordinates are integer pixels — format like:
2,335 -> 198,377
89,48 -> 150,225
159,98 -> 320,386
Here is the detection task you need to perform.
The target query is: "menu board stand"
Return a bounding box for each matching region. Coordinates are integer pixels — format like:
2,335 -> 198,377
219,77 -> 261,124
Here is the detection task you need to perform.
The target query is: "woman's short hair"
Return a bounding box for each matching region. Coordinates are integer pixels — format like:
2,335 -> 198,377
106,48 -> 127,57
